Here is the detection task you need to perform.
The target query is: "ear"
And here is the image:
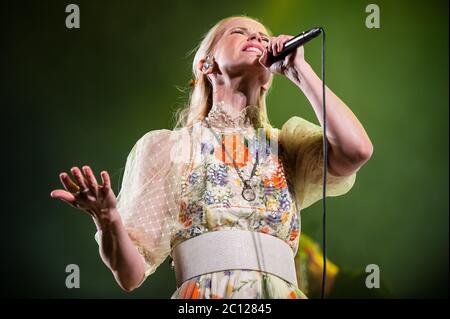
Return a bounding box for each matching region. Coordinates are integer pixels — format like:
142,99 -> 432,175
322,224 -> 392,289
198,57 -> 215,75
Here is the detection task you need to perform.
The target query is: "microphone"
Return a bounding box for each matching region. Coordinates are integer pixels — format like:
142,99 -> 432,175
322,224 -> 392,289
266,27 -> 322,65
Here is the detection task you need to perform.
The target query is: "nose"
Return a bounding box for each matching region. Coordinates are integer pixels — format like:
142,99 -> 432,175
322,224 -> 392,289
248,32 -> 263,43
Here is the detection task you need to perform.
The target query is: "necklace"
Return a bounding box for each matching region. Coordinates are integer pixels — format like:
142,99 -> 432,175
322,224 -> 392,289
205,100 -> 261,128
203,117 -> 259,202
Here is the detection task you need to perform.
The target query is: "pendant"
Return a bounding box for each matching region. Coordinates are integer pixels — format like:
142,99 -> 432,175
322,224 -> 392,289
242,182 -> 256,201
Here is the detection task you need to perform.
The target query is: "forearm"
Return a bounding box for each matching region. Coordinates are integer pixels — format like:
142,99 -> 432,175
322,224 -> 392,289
289,60 -> 373,173
93,209 -> 146,292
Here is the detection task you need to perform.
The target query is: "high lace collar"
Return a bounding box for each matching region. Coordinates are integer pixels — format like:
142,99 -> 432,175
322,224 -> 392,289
204,101 -> 262,129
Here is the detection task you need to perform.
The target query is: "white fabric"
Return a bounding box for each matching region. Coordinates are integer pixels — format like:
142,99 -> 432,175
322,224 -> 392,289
172,229 -> 297,287
112,128 -> 192,277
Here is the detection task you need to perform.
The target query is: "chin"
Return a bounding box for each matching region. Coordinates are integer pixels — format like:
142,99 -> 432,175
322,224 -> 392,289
221,56 -> 270,85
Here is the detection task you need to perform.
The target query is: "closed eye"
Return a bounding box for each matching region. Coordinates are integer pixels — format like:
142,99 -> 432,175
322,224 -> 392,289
230,28 -> 270,43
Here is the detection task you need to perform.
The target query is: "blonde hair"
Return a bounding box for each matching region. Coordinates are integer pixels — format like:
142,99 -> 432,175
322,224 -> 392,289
174,15 -> 274,129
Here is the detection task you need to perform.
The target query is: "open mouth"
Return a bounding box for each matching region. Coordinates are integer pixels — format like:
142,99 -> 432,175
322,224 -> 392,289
243,47 -> 263,55
242,43 -> 264,56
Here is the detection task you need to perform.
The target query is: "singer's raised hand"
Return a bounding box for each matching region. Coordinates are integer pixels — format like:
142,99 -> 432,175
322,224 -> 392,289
259,34 -> 305,76
50,166 -> 118,222
51,166 -> 150,292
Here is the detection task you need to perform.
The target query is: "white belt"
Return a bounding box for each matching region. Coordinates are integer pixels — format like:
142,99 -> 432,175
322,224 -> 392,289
171,230 -> 298,287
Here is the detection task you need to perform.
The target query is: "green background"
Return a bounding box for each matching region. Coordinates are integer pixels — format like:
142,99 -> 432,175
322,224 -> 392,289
2,0 -> 448,298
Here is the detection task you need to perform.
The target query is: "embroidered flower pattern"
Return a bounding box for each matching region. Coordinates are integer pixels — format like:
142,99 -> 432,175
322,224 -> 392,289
206,163 -> 228,186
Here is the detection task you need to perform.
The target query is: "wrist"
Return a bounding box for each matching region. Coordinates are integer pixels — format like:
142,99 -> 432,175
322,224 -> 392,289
93,208 -> 121,231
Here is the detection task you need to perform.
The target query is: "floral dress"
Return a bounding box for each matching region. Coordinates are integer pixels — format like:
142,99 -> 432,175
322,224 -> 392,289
112,101 -> 357,299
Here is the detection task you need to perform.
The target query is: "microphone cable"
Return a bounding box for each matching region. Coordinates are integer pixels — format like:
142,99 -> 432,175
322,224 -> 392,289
319,27 -> 327,300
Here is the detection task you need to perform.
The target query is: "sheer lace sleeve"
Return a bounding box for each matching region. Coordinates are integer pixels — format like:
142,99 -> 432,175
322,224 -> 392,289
99,128 -> 191,279
279,116 -> 357,211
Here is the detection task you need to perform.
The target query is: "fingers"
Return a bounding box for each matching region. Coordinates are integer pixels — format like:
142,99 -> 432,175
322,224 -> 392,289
271,35 -> 294,56
271,38 -> 277,56
50,189 -> 76,202
277,38 -> 284,54
100,170 -> 111,194
82,165 -> 99,197
59,172 -> 80,193
52,167 -> 110,204
277,35 -> 291,54
71,166 -> 88,191
50,189 -> 77,207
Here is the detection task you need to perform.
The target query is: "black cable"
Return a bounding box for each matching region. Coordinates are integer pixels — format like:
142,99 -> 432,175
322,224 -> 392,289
319,27 -> 327,300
